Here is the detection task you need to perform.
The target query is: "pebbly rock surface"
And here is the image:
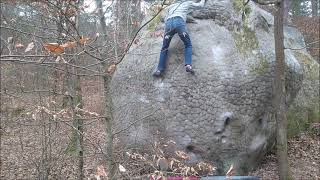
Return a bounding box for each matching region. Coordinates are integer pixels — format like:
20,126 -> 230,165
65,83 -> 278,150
110,0 -> 319,174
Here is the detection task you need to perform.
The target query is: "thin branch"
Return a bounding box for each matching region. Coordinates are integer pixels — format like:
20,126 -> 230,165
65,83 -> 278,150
0,58 -> 101,74
113,109 -> 160,135
285,40 -> 320,50
0,26 -> 64,40
115,0 -> 167,65
251,0 -> 281,5
0,58 -> 103,76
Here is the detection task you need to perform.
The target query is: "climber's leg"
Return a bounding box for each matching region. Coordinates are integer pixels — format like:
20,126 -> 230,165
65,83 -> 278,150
176,19 -> 192,66
157,22 -> 176,72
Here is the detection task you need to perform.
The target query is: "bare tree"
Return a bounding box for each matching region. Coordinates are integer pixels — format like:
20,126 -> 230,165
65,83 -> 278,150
251,0 -> 290,179
273,1 -> 290,179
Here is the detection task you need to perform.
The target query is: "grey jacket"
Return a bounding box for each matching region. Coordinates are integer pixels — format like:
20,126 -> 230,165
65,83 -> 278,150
165,0 -> 205,22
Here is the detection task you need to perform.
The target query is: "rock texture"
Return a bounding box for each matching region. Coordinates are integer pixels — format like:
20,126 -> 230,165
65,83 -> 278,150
110,0 -> 319,174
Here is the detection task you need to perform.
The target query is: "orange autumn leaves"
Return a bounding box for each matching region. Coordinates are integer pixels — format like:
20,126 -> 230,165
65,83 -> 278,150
43,43 -> 64,55
43,37 -> 89,55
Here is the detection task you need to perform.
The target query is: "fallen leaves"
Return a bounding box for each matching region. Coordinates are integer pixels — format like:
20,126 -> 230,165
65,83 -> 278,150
175,151 -> 189,160
249,132 -> 320,179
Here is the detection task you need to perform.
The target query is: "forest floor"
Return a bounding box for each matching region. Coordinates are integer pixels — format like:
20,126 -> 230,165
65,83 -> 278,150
249,125 -> 320,180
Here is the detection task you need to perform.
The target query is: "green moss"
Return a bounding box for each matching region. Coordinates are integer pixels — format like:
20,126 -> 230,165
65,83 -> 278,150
286,51 -> 319,137
10,107 -> 25,117
287,104 -> 319,138
233,21 -> 270,75
233,0 -> 251,16
293,51 -> 319,80
244,6 -> 252,16
66,132 -> 80,156
148,14 -> 162,32
233,25 -> 259,57
147,5 -> 163,32
250,56 -> 269,75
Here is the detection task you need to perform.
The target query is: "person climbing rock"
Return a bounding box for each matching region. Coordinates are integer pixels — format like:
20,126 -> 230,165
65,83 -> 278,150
153,0 -> 206,77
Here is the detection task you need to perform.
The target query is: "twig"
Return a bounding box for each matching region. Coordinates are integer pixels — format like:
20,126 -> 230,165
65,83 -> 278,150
113,109 -> 160,135
285,40 -> 320,50
115,0 -> 167,65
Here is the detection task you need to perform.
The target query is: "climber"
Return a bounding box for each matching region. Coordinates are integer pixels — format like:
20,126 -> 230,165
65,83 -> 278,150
153,0 -> 206,77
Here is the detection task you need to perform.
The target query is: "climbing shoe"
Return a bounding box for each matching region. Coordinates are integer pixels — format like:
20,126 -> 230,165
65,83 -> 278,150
185,65 -> 195,74
153,70 -> 163,77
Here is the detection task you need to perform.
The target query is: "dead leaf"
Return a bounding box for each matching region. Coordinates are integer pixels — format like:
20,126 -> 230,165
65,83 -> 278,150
32,113 -> 36,120
43,43 -> 64,55
79,36 -> 89,45
226,163 -> 235,176
107,64 -> 116,75
25,42 -> 35,52
55,56 -> 61,62
155,4 -> 163,11
7,37 -> 13,43
118,164 -> 126,172
55,56 -> 66,63
65,7 -> 77,16
15,43 -> 24,48
175,150 -> 189,160
134,38 -> 140,45
132,21 -> 140,27
70,16 -> 76,23
61,41 -> 76,48
96,165 -> 107,177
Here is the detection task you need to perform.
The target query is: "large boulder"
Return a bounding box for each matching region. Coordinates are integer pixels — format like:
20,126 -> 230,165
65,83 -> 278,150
110,0 -> 319,174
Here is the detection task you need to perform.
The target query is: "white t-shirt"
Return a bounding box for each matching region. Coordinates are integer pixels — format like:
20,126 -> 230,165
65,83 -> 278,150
165,0 -> 205,22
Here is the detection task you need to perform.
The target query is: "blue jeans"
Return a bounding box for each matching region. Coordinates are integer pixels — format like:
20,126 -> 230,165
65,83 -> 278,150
157,16 -> 192,71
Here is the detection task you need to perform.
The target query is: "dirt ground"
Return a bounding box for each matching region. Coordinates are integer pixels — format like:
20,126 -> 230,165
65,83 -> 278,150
249,129 -> 320,180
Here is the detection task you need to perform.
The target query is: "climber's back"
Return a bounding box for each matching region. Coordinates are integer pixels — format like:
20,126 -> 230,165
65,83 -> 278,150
165,0 -> 205,22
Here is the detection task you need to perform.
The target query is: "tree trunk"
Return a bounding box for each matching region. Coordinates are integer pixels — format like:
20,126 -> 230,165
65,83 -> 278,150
274,1 -> 290,179
75,74 -> 84,180
95,0 -> 108,41
102,74 -> 116,180
94,1 -> 117,178
65,1 -> 84,179
311,0 -> 318,16
65,64 -> 84,180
